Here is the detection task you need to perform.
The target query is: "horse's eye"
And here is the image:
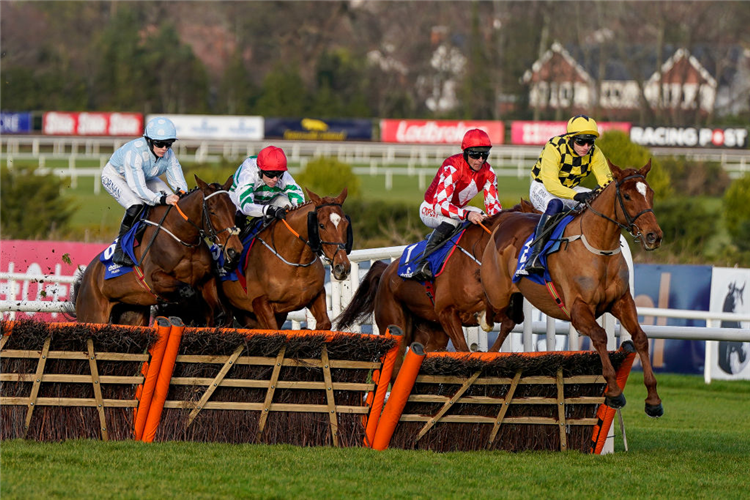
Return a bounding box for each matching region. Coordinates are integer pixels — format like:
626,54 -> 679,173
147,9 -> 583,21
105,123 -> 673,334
319,223 -> 325,229
623,194 -> 631,201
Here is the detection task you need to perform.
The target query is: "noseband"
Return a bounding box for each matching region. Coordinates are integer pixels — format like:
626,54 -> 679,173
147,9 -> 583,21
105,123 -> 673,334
586,174 -> 653,242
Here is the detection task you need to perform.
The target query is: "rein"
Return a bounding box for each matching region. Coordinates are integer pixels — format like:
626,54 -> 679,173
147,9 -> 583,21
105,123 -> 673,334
584,174 -> 653,243
136,189 -> 239,265
262,202 -> 350,267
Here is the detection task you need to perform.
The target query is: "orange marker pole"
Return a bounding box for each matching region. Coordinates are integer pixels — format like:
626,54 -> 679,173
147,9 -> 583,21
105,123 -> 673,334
142,316 -> 185,443
133,317 -> 172,440
364,326 -> 404,446
591,349 -> 637,454
371,342 -> 425,451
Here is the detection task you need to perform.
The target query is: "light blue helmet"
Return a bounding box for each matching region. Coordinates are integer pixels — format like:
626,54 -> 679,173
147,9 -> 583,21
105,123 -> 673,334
144,117 -> 177,141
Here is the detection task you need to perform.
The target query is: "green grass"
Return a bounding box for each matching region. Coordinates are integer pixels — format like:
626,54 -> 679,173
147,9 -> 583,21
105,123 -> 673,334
2,373 -> 749,499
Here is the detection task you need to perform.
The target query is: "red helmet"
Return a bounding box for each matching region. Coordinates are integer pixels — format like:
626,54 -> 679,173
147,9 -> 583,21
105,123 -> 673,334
257,146 -> 288,172
461,129 -> 492,151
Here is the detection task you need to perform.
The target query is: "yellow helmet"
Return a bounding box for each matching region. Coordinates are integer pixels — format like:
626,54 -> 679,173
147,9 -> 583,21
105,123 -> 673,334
566,115 -> 599,138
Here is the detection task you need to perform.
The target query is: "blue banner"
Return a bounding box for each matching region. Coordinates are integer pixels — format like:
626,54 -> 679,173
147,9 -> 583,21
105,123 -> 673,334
633,264 -> 713,374
264,118 -> 372,141
0,112 -> 32,134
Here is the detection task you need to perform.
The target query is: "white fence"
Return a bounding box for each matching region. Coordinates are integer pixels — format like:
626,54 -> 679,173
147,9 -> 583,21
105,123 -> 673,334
3,137 -> 749,194
2,245 -> 749,352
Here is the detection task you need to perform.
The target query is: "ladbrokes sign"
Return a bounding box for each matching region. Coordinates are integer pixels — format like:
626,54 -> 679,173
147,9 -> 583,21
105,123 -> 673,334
380,120 -> 504,145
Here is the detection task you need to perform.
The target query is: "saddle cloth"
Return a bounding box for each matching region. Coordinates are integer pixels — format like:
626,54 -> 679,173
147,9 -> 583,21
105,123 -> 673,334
214,218 -> 265,288
99,221 -> 144,280
513,215 -> 575,285
397,225 -> 468,281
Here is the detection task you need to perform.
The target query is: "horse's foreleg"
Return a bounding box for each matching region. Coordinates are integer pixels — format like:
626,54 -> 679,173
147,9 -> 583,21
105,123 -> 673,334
570,299 -> 624,408
436,309 -> 470,352
308,290 -> 331,330
611,292 -> 664,418
488,316 -> 516,352
251,296 -> 279,329
196,277 -> 230,327
151,270 -> 194,301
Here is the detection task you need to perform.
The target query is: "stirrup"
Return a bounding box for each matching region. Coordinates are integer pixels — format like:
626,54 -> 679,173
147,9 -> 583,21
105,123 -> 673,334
411,262 -> 433,281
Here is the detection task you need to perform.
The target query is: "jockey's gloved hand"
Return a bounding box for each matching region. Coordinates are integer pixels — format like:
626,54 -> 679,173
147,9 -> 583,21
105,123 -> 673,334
265,206 -> 286,220
159,192 -> 168,205
573,191 -> 595,204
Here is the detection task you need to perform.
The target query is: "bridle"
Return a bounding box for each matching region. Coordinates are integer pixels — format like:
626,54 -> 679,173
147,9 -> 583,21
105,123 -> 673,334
259,202 -> 351,267
139,189 -> 240,264
584,173 -> 653,242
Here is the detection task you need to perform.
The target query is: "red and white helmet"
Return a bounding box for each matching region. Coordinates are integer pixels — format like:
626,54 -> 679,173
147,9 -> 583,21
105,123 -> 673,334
461,129 -> 492,152
257,146 -> 288,172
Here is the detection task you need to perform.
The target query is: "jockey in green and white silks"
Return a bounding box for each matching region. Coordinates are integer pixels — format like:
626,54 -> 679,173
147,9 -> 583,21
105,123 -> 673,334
101,117 -> 188,266
229,146 -> 305,219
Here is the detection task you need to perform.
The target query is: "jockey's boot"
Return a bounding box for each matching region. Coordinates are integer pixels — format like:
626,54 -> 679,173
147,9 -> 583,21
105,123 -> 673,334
411,222 -> 455,281
235,212 -> 251,241
112,204 -> 143,267
521,213 -> 555,275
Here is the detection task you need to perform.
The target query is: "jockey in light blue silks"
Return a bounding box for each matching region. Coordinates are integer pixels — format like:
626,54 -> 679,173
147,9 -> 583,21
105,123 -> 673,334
101,117 -> 188,266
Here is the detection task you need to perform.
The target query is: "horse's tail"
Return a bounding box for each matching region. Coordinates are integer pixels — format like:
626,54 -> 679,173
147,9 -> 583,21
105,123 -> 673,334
334,260 -> 388,331
65,266 -> 85,320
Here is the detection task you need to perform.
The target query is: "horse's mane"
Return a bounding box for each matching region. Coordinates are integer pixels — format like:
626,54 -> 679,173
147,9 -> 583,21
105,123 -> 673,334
286,200 -> 315,213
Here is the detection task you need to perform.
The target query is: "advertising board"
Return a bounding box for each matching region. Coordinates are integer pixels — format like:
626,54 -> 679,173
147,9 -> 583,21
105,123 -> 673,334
380,119 -> 504,145
630,126 -> 748,148
705,267 -> 750,381
0,112 -> 33,134
42,112 -> 143,136
264,118 -> 372,141
148,115 -> 264,141
509,121 -> 632,145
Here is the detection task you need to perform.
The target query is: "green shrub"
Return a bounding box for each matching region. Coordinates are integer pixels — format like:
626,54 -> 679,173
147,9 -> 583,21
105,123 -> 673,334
296,156 -> 361,199
597,130 -> 672,200
723,173 -> 750,247
344,199 -> 424,248
652,197 -> 717,255
658,156 -> 731,197
1,164 -> 77,239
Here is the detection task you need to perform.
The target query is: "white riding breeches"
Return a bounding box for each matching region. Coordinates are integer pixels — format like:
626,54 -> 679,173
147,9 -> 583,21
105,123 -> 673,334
419,200 -> 482,229
101,163 -> 171,209
529,181 -> 590,212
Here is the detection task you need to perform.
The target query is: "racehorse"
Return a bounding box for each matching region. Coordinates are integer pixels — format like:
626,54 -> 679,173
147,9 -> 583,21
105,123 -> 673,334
220,188 -> 352,330
480,159 -> 664,417
73,176 -> 243,326
335,201 -> 536,373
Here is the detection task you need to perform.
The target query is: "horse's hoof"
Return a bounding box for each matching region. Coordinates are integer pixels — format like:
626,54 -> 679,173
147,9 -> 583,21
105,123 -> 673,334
605,393 -> 627,409
478,311 -> 493,332
178,285 -> 196,299
621,340 -> 636,353
645,403 -> 664,418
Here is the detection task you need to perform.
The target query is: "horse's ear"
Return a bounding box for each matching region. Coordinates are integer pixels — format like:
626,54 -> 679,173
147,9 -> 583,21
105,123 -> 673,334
306,188 -> 321,204
335,187 -> 348,205
222,175 -> 233,191
639,158 -> 653,177
195,175 -> 208,190
606,158 -> 622,179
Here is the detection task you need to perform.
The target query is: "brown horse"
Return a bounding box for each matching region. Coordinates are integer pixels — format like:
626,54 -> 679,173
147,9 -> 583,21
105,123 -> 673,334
73,176 -> 243,326
220,188 -> 352,330
481,159 -> 664,417
335,202 -> 535,372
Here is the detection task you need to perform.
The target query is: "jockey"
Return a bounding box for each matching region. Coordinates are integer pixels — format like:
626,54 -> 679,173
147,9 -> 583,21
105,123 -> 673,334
520,114 -> 613,275
411,128 -> 502,281
229,145 -> 305,229
101,117 -> 188,267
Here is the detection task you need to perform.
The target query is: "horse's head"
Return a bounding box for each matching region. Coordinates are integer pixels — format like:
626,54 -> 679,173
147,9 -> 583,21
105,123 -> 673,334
306,187 -> 352,281
195,175 -> 243,268
607,159 -> 663,251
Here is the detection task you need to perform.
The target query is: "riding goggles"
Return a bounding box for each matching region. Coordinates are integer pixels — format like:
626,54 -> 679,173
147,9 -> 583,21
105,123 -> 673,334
467,151 -> 490,160
152,140 -> 175,149
262,170 -> 285,179
573,137 -> 595,147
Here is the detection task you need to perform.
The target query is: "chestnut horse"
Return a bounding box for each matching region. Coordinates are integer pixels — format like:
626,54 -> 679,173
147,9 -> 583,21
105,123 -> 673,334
73,176 -> 243,326
335,202 -> 534,372
220,188 -> 352,329
481,160 -> 664,417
